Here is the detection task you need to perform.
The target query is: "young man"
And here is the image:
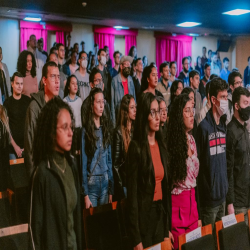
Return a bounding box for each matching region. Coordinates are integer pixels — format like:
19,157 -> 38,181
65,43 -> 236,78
210,52 -> 220,76
199,62 -> 211,100
73,43 -> 79,54
188,56 -> 193,71
178,57 -> 190,87
4,72 -> 31,159
104,46 -> 112,73
132,58 -> 143,102
81,41 -> 85,52
24,61 -> 60,179
226,87 -> 250,225
111,56 -> 136,125
65,34 -> 72,60
207,49 -> 212,63
37,38 -> 48,59
156,62 -> 171,107
110,51 -> 120,78
57,43 -> 68,74
201,46 -> 208,67
189,70 -> 202,122
74,51 -> 90,101
243,56 -> 250,87
96,49 -> 112,104
197,77 -> 228,230
169,61 -> 177,84
220,57 -> 230,82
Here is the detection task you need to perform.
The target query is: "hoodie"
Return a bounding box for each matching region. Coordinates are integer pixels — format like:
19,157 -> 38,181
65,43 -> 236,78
196,109 -> 228,208
24,90 -> 46,180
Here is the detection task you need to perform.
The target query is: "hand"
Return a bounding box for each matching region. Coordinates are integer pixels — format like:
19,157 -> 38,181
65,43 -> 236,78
14,145 -> 23,158
133,242 -> 143,250
108,195 -> 112,203
169,231 -> 175,249
227,204 -> 234,214
198,220 -> 202,227
84,195 -> 93,209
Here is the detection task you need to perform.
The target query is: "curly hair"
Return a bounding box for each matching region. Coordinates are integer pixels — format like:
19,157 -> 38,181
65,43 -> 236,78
166,94 -> 191,187
116,94 -> 135,153
33,97 -> 75,167
17,50 -> 36,78
64,75 -> 80,98
170,79 -> 184,103
84,88 -> 112,158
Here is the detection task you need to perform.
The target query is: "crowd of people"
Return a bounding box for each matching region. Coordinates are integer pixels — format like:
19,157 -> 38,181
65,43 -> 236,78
1,33 -> 250,250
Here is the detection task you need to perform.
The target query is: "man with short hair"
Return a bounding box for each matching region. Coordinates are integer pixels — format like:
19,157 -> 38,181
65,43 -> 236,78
207,49 -> 212,63
169,61 -> 177,84
110,51 -> 120,78
156,62 -> 171,107
226,87 -> 250,225
178,57 -> 190,87
96,49 -> 112,104
74,51 -> 90,101
65,34 -> 72,59
189,70 -> 203,122
104,46 -> 112,73
210,52 -> 220,76
24,61 -> 60,179
81,41 -> 85,52
199,62 -> 211,100
73,43 -> 79,54
3,72 -> 31,159
216,51 -> 222,71
220,57 -> 230,82
188,56 -> 193,71
132,58 -> 143,102
111,56 -> 136,125
197,77 -> 229,230
37,39 -> 48,58
227,71 -> 244,124
0,47 -> 11,98
27,34 -> 47,84
57,43 -> 68,74
243,56 -> 250,87
201,46 -> 208,67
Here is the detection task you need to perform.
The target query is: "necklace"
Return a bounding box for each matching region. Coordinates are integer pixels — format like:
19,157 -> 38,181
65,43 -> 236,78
53,157 -> 66,174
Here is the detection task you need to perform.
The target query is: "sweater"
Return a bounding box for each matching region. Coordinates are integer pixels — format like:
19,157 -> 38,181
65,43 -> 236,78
22,72 -> 38,97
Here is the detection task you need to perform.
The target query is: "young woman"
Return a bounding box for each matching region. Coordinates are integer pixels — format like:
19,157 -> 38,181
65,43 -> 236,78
31,97 -> 82,250
126,92 -> 172,250
0,105 -> 10,192
195,56 -> 204,77
113,94 -> 136,201
167,94 -> 200,250
168,79 -> 184,115
128,46 -> 137,60
141,65 -> 163,98
156,96 -> 168,140
17,50 -> 38,97
81,88 -> 113,208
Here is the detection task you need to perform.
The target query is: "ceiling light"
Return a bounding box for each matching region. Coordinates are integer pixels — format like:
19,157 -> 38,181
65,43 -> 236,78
176,22 -> 201,27
188,33 -> 199,37
24,17 -> 42,22
113,26 -> 129,30
223,9 -> 250,16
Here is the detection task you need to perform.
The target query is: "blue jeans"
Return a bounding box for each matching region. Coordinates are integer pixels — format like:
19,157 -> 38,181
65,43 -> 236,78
88,172 -> 109,207
9,153 -> 17,160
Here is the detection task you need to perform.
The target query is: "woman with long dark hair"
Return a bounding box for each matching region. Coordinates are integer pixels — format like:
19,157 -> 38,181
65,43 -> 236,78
156,96 -> 168,140
128,46 -> 137,60
167,94 -> 200,250
126,92 -> 172,249
141,65 -> 163,98
113,94 -> 136,200
17,50 -> 38,97
81,88 -> 113,208
31,97 -> 82,250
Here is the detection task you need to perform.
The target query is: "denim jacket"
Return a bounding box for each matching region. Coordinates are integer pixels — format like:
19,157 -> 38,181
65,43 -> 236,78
81,127 -> 113,196
111,73 -> 136,126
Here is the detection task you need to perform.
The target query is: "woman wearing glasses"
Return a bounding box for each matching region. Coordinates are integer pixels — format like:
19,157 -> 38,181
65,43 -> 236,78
113,94 -> 136,201
126,92 -> 172,250
81,88 -> 113,208
31,97 -> 82,250
167,94 -> 200,250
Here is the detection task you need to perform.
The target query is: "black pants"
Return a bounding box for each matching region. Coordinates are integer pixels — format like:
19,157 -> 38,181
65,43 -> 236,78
141,200 -> 165,248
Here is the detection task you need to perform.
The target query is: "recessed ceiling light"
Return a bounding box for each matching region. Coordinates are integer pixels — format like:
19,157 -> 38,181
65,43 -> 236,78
177,22 -> 201,27
223,9 -> 250,16
188,33 -> 199,37
24,17 -> 42,22
113,26 -> 129,30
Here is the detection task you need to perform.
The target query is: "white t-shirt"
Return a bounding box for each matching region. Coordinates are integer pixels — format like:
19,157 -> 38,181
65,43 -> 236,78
74,70 -> 91,101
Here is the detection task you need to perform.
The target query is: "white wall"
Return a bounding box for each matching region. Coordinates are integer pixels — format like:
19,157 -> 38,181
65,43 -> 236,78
137,30 -> 155,64
192,36 -> 233,70
114,36 -> 125,56
0,18 -> 20,76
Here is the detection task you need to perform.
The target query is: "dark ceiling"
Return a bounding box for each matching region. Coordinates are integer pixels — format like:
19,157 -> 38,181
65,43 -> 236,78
1,0 -> 250,35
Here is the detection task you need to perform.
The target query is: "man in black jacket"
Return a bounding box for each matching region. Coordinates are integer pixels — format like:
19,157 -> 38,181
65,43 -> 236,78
226,87 -> 250,225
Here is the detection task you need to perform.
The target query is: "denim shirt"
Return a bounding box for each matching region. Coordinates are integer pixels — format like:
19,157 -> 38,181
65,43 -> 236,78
81,127 -> 113,196
111,73 -> 136,126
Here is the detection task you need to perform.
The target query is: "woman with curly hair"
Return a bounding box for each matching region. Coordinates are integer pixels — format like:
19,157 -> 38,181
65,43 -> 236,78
113,94 -> 136,201
81,88 -> 113,208
126,92 -> 173,250
167,94 -> 200,250
17,50 -> 38,97
30,97 -> 82,250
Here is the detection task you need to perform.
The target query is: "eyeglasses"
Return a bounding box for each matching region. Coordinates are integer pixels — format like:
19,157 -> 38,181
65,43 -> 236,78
129,105 -> 137,110
80,56 -> 88,61
183,108 -> 195,117
150,109 -> 160,119
234,80 -> 243,86
160,108 -> 168,114
57,124 -> 74,133
94,78 -> 103,84
49,74 -> 60,81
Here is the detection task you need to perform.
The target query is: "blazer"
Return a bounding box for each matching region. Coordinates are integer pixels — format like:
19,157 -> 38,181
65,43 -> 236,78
126,140 -> 171,247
